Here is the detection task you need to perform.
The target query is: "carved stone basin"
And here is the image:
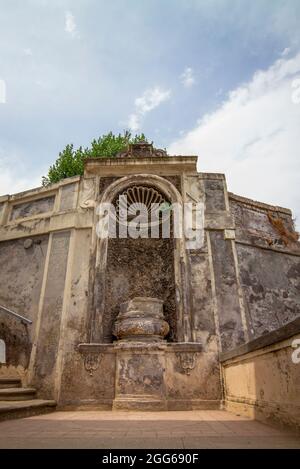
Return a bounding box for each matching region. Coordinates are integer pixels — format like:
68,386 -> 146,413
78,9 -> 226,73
113,297 -> 169,342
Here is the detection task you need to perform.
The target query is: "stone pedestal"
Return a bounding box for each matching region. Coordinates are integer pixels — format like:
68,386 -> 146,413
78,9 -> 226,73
113,342 -> 167,410
78,297 -> 209,411
78,341 -> 210,410
112,297 -> 169,410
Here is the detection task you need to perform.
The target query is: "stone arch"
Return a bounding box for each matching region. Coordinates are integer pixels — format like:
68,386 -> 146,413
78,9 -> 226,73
91,174 -> 190,344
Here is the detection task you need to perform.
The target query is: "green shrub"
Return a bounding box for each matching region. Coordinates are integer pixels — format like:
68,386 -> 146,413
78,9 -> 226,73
42,131 -> 148,186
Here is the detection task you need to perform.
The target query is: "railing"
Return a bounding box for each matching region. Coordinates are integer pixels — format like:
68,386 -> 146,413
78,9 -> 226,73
0,304 -> 32,325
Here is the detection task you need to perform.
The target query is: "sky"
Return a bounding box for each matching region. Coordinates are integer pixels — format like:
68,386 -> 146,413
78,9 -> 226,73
0,0 -> 300,224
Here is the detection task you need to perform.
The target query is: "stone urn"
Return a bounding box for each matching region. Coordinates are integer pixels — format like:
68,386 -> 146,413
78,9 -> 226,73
113,297 -> 169,342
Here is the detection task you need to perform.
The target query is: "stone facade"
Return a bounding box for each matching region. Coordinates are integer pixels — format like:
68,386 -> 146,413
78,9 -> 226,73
0,143 -> 299,412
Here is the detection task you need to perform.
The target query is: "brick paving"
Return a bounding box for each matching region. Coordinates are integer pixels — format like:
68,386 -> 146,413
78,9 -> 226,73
0,410 -> 299,449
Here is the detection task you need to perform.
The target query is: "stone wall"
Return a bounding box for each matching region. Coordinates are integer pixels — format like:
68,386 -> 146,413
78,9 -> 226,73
237,245 -> 300,336
0,234 -> 49,380
32,231 -> 71,399
230,193 -> 300,340
10,195 -> 55,221
0,176 -> 94,395
221,318 -> 300,432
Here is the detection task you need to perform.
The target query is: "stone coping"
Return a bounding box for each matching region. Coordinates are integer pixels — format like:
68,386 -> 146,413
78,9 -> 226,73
220,317 -> 300,362
84,157 -> 198,176
84,156 -> 198,165
78,341 -> 203,354
228,191 -> 292,215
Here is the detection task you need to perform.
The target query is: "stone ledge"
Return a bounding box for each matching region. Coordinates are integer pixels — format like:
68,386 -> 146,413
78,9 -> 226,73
220,317 -> 300,362
235,238 -> 300,257
77,343 -> 115,354
0,210 -> 94,242
78,341 -> 203,354
166,342 -> 202,353
84,156 -> 198,175
85,156 -> 198,166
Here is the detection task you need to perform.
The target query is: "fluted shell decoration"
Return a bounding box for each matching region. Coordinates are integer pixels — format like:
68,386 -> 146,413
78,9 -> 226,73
115,185 -> 167,220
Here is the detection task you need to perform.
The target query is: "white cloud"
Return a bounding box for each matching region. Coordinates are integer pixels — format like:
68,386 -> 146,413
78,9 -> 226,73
127,113 -> 140,132
135,87 -> 171,114
0,79 -> 6,104
169,53 -> 300,226
180,67 -> 196,88
0,146 -> 45,196
281,47 -> 290,57
65,11 -> 77,37
0,164 -> 43,196
23,48 -> 33,56
127,86 -> 171,131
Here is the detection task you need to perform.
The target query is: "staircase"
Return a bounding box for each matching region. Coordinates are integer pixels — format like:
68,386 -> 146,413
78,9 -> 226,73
0,378 -> 56,421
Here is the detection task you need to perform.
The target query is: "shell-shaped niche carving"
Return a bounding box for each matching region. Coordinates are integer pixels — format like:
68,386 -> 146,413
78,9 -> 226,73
115,185 -> 168,220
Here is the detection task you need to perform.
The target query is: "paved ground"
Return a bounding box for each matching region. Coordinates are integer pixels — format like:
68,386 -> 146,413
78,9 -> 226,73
0,410 -> 299,449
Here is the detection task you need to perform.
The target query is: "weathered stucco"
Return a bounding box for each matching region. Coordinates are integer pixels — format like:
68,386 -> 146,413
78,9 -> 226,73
0,234 -> 49,379
237,245 -> 300,336
10,196 -> 55,221
221,320 -> 300,432
32,231 -> 71,399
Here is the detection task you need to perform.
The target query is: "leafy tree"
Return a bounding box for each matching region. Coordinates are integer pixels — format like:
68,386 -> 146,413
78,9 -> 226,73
42,131 -> 148,186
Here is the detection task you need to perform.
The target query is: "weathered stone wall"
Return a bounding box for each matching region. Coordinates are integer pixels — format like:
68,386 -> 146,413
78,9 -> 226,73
58,229 -> 113,407
221,318 -> 300,432
32,231 -> 71,399
202,175 -> 248,353
0,234 -> 49,379
209,232 -> 245,350
237,245 -> 300,337
188,245 -> 215,344
10,196 -> 55,221
0,177 -> 94,397
230,194 -> 300,340
230,194 -> 298,251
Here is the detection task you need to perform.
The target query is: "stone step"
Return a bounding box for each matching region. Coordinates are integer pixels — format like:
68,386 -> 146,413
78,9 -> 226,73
0,387 -> 36,401
0,399 -> 56,421
0,378 -> 22,389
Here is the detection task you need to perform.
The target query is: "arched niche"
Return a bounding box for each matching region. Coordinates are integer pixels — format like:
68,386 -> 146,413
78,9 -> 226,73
92,174 -> 190,344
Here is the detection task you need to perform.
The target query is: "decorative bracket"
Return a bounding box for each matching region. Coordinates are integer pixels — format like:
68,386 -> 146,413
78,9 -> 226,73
179,352 -> 197,375
83,352 -> 102,376
78,343 -> 115,377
